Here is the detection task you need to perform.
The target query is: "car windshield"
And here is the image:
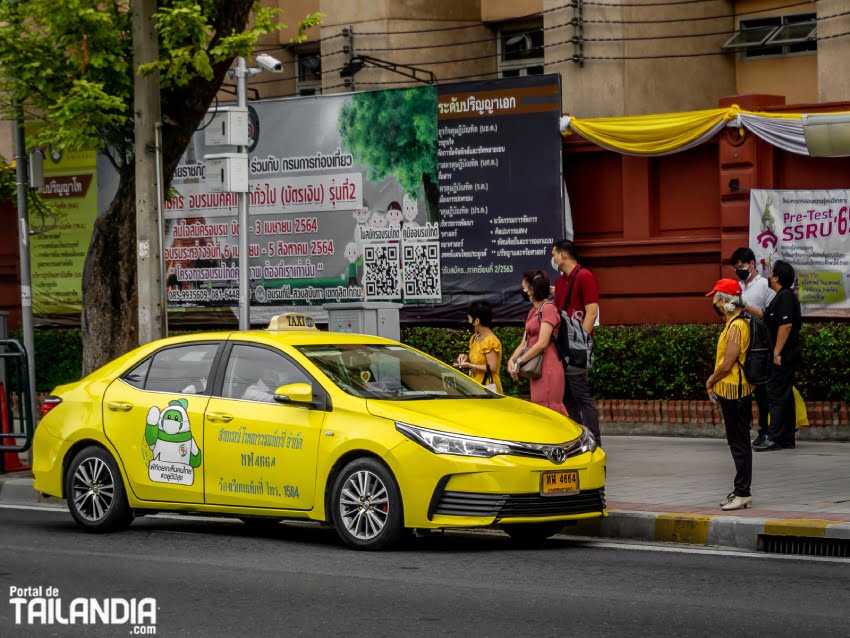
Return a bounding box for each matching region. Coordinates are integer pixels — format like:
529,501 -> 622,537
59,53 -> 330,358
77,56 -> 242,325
296,344 -> 497,400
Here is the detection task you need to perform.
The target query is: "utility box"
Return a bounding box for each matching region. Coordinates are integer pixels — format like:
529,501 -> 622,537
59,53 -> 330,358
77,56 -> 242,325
205,106 -> 249,147
324,302 -> 402,341
204,153 -> 249,193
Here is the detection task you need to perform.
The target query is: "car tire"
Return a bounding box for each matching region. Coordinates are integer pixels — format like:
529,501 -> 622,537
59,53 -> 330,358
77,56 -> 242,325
330,458 -> 404,551
500,521 -> 565,545
65,446 -> 134,533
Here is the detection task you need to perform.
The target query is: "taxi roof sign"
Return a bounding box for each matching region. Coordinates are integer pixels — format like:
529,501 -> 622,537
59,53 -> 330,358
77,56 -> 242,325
267,313 -> 318,331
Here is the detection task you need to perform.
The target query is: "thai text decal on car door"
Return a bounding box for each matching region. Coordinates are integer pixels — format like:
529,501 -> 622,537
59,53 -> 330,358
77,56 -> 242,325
102,342 -> 221,504
204,343 -> 325,510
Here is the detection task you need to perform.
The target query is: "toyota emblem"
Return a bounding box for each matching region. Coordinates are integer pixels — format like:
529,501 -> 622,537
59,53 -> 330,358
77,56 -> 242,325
548,447 -> 567,464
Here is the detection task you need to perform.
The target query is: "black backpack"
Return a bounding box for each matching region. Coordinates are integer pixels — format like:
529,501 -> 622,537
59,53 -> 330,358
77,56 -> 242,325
733,314 -> 773,385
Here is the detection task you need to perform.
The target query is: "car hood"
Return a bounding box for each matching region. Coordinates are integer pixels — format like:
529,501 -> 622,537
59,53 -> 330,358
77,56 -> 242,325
366,396 -> 583,445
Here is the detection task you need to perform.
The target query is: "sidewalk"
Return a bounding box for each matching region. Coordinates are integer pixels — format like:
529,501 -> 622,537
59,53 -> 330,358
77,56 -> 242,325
573,436 -> 850,550
2,436 -> 849,552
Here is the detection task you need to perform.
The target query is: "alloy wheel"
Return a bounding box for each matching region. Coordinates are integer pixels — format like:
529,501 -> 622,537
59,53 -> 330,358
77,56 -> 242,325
71,457 -> 115,522
338,470 -> 389,540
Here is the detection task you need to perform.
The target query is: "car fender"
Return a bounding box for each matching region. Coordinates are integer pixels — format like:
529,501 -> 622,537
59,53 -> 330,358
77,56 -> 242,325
311,425 -> 407,522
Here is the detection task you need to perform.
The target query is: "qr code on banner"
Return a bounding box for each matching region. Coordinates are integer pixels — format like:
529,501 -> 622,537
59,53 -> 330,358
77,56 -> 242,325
363,244 -> 401,299
403,242 -> 441,300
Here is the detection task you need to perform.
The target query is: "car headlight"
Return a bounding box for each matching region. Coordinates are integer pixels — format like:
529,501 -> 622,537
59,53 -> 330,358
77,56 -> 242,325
577,426 -> 597,454
395,422 -> 512,458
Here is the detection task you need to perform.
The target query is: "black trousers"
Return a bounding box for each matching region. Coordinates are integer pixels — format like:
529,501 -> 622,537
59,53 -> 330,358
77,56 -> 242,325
718,396 -> 753,497
754,383 -> 770,436
563,370 -> 601,443
767,362 -> 797,446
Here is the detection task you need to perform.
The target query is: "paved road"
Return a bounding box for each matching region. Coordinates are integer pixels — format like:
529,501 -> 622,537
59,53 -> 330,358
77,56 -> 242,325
1,507 -> 848,637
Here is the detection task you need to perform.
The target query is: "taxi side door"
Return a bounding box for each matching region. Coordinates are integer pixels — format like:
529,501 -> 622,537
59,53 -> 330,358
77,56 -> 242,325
102,341 -> 223,504
203,342 -> 327,510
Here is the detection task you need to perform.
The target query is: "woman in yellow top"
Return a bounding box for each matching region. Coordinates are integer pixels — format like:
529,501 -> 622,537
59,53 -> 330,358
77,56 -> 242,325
705,278 -> 755,512
455,300 -> 503,393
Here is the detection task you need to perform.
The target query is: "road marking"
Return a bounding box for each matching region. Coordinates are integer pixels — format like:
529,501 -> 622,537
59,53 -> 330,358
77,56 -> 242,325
0,503 -> 67,513
570,537 -> 849,564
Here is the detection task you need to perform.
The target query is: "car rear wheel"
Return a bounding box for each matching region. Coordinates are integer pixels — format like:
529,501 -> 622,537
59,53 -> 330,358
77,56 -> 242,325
331,458 -> 404,550
66,446 -> 134,533
500,521 -> 565,545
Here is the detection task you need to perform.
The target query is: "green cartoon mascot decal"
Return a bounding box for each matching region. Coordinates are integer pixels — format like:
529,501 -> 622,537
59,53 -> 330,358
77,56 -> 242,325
145,399 -> 202,486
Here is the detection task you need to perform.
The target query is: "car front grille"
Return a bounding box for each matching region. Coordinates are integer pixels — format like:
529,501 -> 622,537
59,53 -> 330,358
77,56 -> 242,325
431,488 -> 605,520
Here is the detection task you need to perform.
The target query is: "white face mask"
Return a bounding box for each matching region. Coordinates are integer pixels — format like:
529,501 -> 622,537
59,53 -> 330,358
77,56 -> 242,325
551,257 -> 560,272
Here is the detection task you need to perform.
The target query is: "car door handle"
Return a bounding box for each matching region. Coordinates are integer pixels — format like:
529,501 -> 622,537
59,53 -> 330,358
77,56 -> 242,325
107,402 -> 133,412
206,412 -> 233,422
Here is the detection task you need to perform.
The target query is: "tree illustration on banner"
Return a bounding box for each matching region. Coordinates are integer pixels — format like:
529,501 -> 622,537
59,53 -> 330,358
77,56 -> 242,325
338,86 -> 439,223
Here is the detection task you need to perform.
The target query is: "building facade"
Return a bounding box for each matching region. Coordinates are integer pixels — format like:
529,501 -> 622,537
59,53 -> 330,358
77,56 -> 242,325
243,0 -> 849,324
2,1 -> 848,327
253,0 -> 848,114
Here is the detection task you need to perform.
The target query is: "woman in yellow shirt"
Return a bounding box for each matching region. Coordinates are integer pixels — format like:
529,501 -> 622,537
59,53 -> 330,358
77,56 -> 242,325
455,300 -> 503,393
705,278 -> 755,512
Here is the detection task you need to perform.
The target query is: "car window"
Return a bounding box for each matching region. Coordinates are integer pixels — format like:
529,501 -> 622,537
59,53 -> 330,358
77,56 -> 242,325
122,357 -> 152,390
221,344 -> 311,403
144,344 -> 219,395
296,344 -> 495,400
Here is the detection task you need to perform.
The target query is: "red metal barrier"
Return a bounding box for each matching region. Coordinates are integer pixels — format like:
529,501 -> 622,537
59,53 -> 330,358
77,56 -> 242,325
1,382 -> 30,472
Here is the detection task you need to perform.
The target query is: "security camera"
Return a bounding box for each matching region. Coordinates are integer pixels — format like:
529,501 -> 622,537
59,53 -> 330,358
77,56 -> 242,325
256,54 -> 283,73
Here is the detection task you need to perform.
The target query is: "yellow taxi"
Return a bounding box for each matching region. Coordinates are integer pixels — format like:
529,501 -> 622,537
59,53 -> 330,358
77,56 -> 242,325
33,314 -> 606,550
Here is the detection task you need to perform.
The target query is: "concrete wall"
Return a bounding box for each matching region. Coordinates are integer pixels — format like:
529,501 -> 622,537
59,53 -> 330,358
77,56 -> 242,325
318,0 -> 495,93
734,0 -> 818,105
817,0 -> 850,103
480,0 -> 541,23
546,0 -> 736,117
736,56 -> 817,105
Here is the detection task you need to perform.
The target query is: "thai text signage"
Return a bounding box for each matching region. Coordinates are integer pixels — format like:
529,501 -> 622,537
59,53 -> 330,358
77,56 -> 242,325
750,189 -> 850,317
433,74 -> 564,319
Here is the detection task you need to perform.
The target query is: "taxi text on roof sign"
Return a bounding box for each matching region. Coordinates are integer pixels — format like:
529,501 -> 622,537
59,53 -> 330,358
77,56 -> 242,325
267,313 -> 317,331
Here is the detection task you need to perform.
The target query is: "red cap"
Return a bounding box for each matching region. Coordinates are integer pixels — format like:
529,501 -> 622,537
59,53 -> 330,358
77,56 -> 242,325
705,278 -> 742,297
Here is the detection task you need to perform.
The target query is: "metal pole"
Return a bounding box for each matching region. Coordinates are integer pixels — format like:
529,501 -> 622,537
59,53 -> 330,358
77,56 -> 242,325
133,0 -> 164,345
14,104 -> 37,452
236,56 -> 250,330
155,122 -> 168,337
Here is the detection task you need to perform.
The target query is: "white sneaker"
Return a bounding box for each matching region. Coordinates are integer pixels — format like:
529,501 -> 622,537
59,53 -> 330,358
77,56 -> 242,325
719,492 -> 735,507
721,495 -> 752,511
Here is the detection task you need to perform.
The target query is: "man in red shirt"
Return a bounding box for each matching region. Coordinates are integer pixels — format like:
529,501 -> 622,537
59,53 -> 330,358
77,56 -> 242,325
551,240 -> 601,444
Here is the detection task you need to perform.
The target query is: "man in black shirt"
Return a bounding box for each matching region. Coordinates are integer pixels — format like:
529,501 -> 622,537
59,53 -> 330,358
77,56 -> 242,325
753,260 -> 802,452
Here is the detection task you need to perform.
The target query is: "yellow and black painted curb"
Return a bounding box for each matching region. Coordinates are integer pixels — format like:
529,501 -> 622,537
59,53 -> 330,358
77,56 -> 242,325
570,510 -> 850,551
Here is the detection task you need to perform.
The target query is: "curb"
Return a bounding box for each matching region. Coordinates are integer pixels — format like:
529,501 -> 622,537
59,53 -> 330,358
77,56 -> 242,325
0,474 -> 64,507
571,510 -> 850,550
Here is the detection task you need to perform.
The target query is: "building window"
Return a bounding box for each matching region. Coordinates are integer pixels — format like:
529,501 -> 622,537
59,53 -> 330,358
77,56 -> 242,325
722,13 -> 816,59
296,51 -> 322,95
498,22 -> 544,78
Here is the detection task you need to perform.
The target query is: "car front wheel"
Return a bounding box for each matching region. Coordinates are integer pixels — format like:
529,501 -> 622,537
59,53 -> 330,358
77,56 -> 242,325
66,446 -> 134,533
331,458 -> 404,550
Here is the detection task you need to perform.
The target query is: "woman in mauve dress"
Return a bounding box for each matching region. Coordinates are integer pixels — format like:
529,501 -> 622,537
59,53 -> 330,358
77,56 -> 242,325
507,270 -> 568,416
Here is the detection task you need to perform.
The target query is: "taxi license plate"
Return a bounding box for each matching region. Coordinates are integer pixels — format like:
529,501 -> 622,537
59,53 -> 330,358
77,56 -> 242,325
540,470 -> 579,496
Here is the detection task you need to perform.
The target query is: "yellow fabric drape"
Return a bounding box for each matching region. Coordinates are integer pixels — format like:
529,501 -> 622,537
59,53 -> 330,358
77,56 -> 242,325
567,108 -> 735,155
563,106 -> 850,156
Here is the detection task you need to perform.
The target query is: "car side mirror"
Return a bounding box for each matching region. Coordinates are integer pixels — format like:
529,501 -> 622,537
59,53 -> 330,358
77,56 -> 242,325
273,382 -> 313,406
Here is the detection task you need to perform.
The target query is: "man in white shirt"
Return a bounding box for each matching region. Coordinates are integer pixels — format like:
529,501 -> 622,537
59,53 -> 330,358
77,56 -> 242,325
730,247 -> 776,447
